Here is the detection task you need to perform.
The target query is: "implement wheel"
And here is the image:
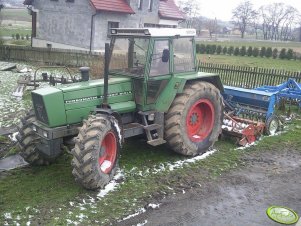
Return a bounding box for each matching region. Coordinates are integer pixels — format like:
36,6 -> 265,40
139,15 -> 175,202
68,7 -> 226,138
265,115 -> 280,135
165,81 -> 223,156
71,114 -> 120,190
16,110 -> 50,165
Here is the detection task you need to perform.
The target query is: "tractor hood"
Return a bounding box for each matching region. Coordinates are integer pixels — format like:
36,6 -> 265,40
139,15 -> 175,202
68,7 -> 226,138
31,77 -> 135,128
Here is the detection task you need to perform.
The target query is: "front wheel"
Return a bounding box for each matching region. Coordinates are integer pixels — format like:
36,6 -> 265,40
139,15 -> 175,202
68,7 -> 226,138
71,114 -> 121,190
165,81 -> 223,156
16,110 -> 51,165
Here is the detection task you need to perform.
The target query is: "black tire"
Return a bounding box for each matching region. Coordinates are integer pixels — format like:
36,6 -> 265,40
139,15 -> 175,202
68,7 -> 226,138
265,115 -> 280,135
16,110 -> 50,165
165,81 -> 223,156
71,114 -> 121,190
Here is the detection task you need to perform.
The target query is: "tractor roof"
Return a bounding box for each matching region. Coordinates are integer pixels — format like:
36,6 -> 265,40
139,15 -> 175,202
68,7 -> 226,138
110,28 -> 196,37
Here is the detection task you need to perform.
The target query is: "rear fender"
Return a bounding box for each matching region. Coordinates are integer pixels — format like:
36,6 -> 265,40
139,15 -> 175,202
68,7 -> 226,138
155,74 -> 223,112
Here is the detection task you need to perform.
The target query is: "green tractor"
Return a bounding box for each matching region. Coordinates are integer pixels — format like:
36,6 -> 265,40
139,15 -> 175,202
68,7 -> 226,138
17,28 -> 223,190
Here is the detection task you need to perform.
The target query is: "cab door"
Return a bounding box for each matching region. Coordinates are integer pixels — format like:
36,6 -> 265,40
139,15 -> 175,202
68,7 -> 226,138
146,39 -> 172,106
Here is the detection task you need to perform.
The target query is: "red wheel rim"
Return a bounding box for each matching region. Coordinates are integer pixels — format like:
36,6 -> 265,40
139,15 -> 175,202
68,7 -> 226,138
98,132 -> 117,174
186,99 -> 215,142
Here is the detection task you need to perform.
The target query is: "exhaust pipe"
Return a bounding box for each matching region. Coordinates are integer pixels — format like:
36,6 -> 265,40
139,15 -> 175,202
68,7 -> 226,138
79,67 -> 90,81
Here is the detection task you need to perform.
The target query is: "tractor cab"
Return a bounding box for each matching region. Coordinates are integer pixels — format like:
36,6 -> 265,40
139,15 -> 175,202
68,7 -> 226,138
108,28 -> 197,110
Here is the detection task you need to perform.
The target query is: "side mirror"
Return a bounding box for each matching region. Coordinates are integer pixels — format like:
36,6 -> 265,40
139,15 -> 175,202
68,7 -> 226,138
162,49 -> 169,63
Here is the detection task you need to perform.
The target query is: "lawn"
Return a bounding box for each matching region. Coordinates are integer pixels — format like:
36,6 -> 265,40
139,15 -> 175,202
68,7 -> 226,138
1,8 -> 31,22
197,54 -> 301,72
0,26 -> 31,37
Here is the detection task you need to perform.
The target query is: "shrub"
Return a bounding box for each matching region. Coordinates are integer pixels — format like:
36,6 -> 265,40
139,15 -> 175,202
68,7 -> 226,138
279,48 -> 287,59
11,34 -> 15,40
21,35 -> 24,40
260,47 -> 266,57
222,46 -> 227,55
272,48 -> 278,59
247,46 -> 253,56
210,44 -> 217,54
205,44 -> 211,54
199,44 -> 206,54
234,47 -> 240,56
26,34 -> 30,40
266,47 -> 272,58
227,46 -> 234,55
240,46 -> 246,56
252,47 -> 259,57
16,33 -> 20,40
286,48 -> 293,60
216,45 -> 222,55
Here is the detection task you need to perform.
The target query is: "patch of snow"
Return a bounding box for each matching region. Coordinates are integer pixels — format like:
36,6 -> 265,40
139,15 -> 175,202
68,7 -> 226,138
119,208 -> 146,221
136,220 -> 148,226
25,207 -> 30,212
66,219 -> 79,225
16,215 -> 21,220
4,213 -> 12,219
235,141 -> 257,150
97,170 -> 124,198
148,203 -> 160,209
79,207 -> 86,211
76,213 -> 87,220
26,222 -> 31,226
167,149 -> 217,171
69,202 -> 74,207
112,119 -> 122,146
8,132 -> 19,142
182,190 -> 186,194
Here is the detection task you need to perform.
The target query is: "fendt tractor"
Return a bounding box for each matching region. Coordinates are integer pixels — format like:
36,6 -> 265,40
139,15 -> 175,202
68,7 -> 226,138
17,28 -> 223,189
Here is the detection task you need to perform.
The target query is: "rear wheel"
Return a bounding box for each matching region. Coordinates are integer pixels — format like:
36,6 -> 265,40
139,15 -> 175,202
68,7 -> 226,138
16,110 -> 50,165
165,81 -> 223,156
71,114 -> 120,190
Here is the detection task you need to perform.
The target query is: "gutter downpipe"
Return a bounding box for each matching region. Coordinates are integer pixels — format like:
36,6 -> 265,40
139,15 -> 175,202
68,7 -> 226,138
89,12 -> 97,53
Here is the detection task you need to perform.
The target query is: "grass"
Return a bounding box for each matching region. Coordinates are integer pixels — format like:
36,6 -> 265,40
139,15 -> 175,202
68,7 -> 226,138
1,8 -> 32,22
197,54 -> 301,71
1,118 -> 300,225
0,26 -> 31,37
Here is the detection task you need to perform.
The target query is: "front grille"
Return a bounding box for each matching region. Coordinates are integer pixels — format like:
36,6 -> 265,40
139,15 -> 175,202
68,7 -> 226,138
32,93 -> 49,125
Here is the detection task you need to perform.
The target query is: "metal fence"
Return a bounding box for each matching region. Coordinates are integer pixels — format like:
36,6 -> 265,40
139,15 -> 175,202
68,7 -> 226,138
198,61 -> 301,88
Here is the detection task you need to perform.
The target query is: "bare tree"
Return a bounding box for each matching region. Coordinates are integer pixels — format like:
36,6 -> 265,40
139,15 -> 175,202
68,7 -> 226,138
204,18 -> 218,39
178,0 -> 200,28
259,3 -> 299,40
232,1 -> 257,38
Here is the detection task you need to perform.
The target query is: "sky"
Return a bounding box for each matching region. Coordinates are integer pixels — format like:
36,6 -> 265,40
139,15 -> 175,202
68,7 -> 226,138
182,0 -> 301,21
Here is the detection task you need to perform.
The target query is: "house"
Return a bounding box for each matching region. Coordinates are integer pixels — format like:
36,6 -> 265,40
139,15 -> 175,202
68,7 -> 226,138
23,0 -> 184,51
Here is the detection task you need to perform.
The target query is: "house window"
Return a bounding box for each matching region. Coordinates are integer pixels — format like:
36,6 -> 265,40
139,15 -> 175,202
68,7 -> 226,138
138,0 -> 143,10
148,0 -> 153,11
107,21 -> 119,37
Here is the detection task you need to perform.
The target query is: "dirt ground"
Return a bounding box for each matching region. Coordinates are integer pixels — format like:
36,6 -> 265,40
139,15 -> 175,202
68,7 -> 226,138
118,148 -> 301,226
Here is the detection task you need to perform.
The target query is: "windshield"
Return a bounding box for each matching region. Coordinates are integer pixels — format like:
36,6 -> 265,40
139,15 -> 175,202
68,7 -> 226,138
109,38 -> 150,76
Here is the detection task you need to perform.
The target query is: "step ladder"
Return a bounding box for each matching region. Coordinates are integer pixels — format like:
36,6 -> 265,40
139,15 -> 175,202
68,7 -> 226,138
139,111 -> 166,146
